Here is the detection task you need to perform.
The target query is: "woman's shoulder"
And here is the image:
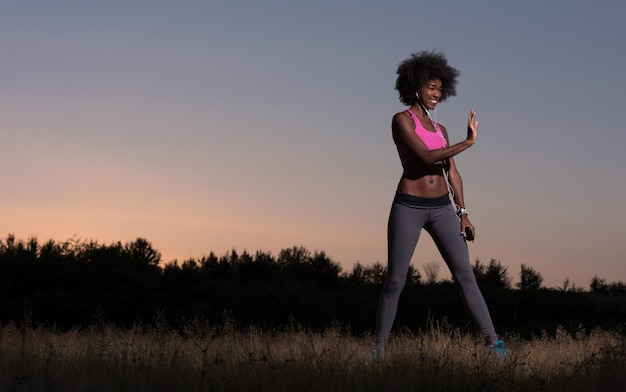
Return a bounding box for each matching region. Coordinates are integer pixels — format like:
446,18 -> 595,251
392,110 -> 412,125
394,109 -> 411,117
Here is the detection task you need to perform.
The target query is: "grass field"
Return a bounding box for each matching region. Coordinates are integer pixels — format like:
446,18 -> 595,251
1,318 -> 624,391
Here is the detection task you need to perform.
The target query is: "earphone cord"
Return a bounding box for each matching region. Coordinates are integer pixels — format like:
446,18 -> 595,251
441,164 -> 459,211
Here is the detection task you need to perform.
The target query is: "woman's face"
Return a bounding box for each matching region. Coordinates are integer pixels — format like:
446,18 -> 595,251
418,78 -> 443,110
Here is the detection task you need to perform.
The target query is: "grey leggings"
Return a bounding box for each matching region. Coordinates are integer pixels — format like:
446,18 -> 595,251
375,192 -> 497,345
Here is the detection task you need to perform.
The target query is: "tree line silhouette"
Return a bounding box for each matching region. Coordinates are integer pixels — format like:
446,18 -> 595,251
1,234 -> 625,337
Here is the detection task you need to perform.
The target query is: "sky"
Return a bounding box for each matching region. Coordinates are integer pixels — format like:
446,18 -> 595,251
1,0 -> 625,289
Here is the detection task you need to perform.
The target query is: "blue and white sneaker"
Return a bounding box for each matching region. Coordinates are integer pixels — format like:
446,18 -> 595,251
485,339 -> 507,358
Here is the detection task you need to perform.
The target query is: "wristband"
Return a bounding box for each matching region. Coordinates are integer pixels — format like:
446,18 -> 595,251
457,207 -> 468,217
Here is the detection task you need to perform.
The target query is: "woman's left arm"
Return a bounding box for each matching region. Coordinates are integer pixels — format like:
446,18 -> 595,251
440,125 -> 475,240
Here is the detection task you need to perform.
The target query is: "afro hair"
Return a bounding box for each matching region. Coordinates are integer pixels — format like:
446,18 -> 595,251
395,50 -> 460,106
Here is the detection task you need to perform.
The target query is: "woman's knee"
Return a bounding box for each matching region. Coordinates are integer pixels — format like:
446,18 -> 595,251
454,267 -> 477,286
384,275 -> 407,294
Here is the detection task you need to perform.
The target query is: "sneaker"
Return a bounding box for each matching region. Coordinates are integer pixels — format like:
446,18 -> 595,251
366,345 -> 385,363
485,339 -> 507,358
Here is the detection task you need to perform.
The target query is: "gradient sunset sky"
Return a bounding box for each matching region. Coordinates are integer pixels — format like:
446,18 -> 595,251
2,1 -> 625,289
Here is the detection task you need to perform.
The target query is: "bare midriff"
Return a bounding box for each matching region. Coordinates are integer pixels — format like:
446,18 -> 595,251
397,160 -> 448,198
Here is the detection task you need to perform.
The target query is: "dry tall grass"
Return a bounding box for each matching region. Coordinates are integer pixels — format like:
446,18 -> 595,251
0,318 -> 624,391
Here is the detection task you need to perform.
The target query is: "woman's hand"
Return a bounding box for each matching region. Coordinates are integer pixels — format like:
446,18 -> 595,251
466,110 -> 479,144
460,215 -> 475,242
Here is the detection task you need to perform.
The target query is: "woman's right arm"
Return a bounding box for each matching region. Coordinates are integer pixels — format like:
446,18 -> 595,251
392,110 -> 479,165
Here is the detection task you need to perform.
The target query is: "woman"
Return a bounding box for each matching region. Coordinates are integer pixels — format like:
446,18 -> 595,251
370,50 -> 506,359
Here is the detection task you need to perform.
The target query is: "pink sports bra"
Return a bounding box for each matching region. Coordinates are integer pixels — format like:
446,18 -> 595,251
397,109 -> 447,163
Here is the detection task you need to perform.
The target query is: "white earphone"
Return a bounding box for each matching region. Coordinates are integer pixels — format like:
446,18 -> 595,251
416,92 -> 431,116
